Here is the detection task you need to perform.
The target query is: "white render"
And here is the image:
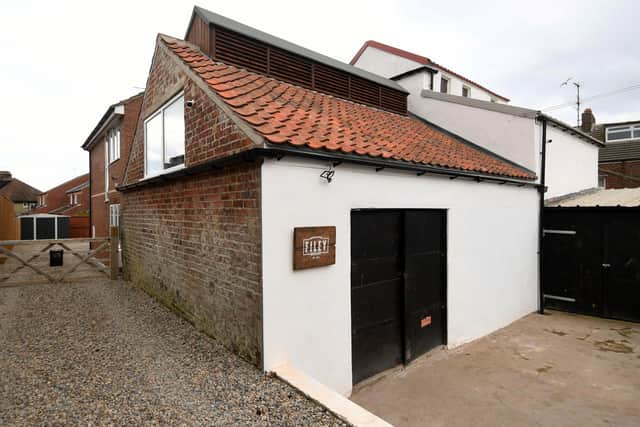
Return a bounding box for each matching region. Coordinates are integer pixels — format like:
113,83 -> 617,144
544,125 -> 599,198
396,75 -> 600,198
353,45 -> 506,102
261,157 -> 539,396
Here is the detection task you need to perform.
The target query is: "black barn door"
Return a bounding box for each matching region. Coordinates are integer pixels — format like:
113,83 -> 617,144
404,211 -> 446,362
351,210 -> 446,384
544,208 -> 640,323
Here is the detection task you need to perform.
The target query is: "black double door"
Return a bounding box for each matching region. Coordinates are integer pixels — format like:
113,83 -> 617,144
544,208 -> 640,323
351,210 -> 446,384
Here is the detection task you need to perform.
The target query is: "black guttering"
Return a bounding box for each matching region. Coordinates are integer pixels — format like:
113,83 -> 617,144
118,146 -> 539,193
410,113 -> 538,178
188,6 -> 408,94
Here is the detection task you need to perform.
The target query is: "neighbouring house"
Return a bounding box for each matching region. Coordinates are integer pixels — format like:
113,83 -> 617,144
0,171 -> 40,215
118,7 -> 542,396
580,108 -> 640,189
350,40 -> 510,103
32,173 -> 90,215
31,173 -> 90,238
351,44 -> 603,199
81,92 -> 144,239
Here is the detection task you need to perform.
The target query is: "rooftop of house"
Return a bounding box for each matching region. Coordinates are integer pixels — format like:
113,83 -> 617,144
40,173 -> 90,195
82,91 -> 144,151
545,187 -> 640,207
0,172 -> 41,203
156,35 -> 535,181
580,109 -> 640,162
350,40 -> 510,102
189,6 -> 407,94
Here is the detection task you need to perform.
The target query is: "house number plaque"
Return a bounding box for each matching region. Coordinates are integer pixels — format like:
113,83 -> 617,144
293,226 -> 336,270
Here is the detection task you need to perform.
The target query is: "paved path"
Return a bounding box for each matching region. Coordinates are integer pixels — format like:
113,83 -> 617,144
351,311 -> 640,427
0,279 -> 343,426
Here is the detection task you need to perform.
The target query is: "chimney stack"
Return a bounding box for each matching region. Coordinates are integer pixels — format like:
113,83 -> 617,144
581,108 -> 595,133
0,171 -> 12,181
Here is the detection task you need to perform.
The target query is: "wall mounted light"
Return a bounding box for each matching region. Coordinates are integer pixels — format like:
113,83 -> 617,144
320,165 -> 335,183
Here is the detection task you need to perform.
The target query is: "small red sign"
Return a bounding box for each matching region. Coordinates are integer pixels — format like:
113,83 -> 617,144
420,316 -> 432,328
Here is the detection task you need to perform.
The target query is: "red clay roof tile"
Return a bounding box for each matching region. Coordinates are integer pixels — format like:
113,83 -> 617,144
162,35 -> 533,180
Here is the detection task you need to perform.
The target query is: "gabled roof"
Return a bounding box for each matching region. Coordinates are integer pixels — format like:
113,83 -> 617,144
0,177 -> 40,203
350,40 -> 510,102
65,181 -> 89,194
161,35 -> 534,181
82,92 -> 144,150
189,7 -> 407,94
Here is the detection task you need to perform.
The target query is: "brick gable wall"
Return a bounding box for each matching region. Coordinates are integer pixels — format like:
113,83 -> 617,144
599,160 -> 640,189
120,41 -> 263,365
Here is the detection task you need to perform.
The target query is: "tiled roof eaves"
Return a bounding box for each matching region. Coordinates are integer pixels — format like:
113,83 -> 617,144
262,143 -> 538,185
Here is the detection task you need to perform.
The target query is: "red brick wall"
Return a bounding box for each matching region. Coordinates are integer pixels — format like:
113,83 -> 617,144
120,41 -> 262,364
89,94 -> 143,238
599,160 -> 640,189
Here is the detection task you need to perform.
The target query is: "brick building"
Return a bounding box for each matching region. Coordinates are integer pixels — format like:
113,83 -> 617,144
581,108 -> 640,189
0,171 -> 41,215
82,92 -> 143,238
117,7 -> 545,396
32,173 -> 89,215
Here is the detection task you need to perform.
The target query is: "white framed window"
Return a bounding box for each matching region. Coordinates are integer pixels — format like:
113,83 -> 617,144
462,85 -> 470,98
69,194 -> 73,205
108,127 -> 121,162
144,92 -> 185,177
598,175 -> 607,188
440,76 -> 450,94
109,204 -> 120,227
606,124 -> 640,142
69,193 -> 78,205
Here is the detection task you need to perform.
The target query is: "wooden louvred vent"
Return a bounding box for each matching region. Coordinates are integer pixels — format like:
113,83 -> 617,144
207,25 -> 407,114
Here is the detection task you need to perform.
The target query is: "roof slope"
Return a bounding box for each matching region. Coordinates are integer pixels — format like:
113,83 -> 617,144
546,187 -> 640,207
0,178 -> 41,202
350,40 -> 509,102
162,36 -> 535,181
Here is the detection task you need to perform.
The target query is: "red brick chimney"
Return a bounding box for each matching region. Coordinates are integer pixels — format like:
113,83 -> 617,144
581,108 -> 595,133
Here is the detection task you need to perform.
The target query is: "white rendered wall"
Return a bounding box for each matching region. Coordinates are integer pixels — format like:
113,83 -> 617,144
353,46 -> 505,102
543,125 -> 599,198
405,89 -> 539,172
261,157 -> 539,396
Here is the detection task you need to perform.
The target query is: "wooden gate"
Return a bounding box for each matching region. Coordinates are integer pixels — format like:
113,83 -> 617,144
0,227 -> 119,288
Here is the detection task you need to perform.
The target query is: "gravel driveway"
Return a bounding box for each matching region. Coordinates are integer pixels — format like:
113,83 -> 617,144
0,279 -> 344,426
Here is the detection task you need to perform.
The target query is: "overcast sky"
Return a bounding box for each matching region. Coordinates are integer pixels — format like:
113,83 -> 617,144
1,0 -> 638,190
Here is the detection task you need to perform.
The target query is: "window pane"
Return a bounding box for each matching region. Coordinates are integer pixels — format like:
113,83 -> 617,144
163,96 -> 185,168
145,113 -> 163,174
440,78 -> 449,93
462,87 -> 469,97
607,131 -> 632,141
634,128 -> 640,139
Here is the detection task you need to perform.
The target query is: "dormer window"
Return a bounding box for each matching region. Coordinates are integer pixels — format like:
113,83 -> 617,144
144,92 -> 185,177
108,127 -> 121,163
606,124 -> 640,142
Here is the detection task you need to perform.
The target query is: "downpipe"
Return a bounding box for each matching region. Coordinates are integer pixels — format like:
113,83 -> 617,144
538,117 -> 548,314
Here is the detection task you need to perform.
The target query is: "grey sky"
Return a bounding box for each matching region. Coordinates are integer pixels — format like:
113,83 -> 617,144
1,0 -> 638,190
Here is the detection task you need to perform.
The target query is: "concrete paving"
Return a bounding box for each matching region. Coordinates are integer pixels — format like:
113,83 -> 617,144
351,311 -> 640,427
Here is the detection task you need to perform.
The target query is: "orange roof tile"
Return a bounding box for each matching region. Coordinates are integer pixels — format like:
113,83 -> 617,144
162,36 -> 533,180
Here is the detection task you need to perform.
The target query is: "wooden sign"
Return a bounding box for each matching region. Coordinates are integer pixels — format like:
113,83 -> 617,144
293,226 -> 336,270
